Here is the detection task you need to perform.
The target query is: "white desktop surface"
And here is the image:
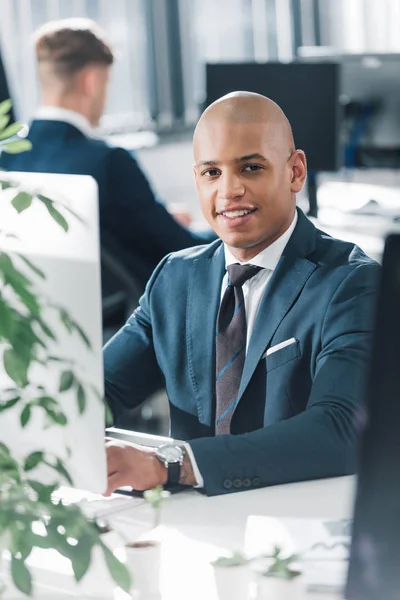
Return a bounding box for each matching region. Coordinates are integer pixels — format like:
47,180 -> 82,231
2,475 -> 355,599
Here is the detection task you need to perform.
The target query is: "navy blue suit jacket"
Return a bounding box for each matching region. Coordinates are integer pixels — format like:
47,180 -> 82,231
0,119 -> 214,286
103,208 -> 380,496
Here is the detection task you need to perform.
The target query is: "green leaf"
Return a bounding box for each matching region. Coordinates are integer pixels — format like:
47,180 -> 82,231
37,195 -> 68,232
17,255 -> 45,279
3,347 -> 29,387
0,121 -> 23,140
30,533 -> 52,549
0,114 -> 10,132
73,322 -> 91,349
24,451 -> 45,471
11,316 -> 46,357
2,270 -> 40,316
0,99 -> 12,116
27,480 -> 58,503
0,265 -> 41,333
11,191 -> 32,213
0,396 -> 20,411
100,542 -> 132,593
51,458 -> 73,485
0,299 -> 15,340
0,179 -> 15,190
36,316 -> 57,340
59,370 -> 74,392
11,555 -> 32,595
77,383 -> 86,414
20,404 -> 31,427
45,409 -> 68,426
70,535 -> 93,582
10,525 -> 35,560
0,442 -> 11,455
1,139 -> 32,154
105,401 -> 113,427
35,395 -> 58,409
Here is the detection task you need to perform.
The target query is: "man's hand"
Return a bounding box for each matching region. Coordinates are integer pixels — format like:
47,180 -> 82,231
104,439 -> 167,496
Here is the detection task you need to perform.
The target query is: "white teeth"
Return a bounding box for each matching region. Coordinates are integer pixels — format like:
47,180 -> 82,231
221,209 -> 252,218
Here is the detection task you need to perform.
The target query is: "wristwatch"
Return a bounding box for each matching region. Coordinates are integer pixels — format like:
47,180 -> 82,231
155,444 -> 183,486
155,444 -> 184,486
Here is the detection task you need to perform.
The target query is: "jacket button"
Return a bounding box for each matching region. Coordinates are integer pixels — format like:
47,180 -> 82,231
242,478 -> 252,488
252,477 -> 262,487
233,479 -> 242,489
223,479 -> 233,490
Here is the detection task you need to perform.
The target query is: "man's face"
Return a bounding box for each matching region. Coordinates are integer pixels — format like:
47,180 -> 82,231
193,119 -> 305,261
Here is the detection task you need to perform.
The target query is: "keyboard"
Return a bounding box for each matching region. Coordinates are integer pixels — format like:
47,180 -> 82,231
52,486 -> 144,520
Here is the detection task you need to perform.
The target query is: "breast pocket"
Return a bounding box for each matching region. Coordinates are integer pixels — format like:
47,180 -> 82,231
265,339 -> 301,372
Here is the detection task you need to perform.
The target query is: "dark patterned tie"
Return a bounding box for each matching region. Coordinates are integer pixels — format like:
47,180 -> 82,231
215,264 -> 263,435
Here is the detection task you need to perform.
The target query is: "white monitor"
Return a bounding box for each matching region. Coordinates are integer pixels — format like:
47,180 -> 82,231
0,172 -> 107,493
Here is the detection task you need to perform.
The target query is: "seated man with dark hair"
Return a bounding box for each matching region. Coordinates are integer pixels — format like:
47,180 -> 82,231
0,18 -> 215,288
103,91 -> 380,497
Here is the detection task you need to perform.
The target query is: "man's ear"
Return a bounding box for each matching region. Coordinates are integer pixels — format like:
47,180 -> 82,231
193,164 -> 199,186
80,66 -> 98,97
290,150 -> 307,193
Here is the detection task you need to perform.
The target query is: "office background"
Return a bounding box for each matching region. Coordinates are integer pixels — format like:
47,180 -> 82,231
2,0 -> 400,131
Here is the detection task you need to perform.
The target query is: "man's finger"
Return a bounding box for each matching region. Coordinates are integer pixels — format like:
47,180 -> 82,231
104,472 -> 127,496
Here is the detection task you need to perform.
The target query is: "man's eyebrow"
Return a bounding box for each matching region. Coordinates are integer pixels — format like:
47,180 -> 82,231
195,153 -> 268,168
196,159 -> 220,167
234,153 -> 268,162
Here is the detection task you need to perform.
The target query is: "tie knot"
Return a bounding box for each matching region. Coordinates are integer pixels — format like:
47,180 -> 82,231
227,263 -> 263,288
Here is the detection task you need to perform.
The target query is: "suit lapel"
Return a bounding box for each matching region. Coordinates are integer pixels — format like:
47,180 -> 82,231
236,210 -> 318,403
187,243 -> 225,426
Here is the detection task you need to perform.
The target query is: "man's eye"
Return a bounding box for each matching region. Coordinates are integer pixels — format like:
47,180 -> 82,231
243,164 -> 263,172
202,169 -> 220,177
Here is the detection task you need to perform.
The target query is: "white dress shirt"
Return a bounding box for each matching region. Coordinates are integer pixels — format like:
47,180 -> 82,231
186,211 -> 298,487
34,106 -> 96,138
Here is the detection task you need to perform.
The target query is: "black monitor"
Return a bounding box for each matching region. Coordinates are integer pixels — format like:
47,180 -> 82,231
205,62 -> 341,173
345,234 -> 400,600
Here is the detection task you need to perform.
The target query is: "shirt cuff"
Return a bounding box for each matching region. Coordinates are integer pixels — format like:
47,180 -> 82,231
182,442 -> 204,488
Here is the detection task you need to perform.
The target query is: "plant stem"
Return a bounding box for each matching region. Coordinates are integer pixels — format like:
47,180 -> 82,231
154,506 -> 161,529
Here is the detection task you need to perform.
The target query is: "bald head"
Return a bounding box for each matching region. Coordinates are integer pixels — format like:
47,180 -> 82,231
192,91 -> 307,262
194,91 -> 295,157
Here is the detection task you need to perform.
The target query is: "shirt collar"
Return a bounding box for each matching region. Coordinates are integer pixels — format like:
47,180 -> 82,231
34,106 -> 96,138
224,210 -> 298,271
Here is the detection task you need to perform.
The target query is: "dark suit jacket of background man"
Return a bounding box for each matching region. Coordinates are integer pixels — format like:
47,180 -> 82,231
104,208 -> 380,496
0,119 -> 215,287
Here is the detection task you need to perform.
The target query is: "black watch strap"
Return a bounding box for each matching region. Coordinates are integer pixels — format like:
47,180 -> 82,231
167,460 -> 181,486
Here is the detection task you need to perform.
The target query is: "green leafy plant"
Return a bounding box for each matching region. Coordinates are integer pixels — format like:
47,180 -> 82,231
211,551 -> 249,568
0,100 -> 131,595
261,546 -> 301,580
143,485 -> 170,529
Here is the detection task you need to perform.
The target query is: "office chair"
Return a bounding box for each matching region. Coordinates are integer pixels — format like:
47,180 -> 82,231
101,247 -> 144,343
101,248 -> 167,434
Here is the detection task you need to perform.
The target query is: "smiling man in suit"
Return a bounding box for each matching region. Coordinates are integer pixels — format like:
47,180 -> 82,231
104,91 -> 380,496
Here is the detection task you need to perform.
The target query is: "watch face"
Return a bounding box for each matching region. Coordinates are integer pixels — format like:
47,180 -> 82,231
158,444 -> 182,463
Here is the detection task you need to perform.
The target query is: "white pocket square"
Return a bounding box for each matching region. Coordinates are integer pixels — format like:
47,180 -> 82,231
262,337 -> 296,359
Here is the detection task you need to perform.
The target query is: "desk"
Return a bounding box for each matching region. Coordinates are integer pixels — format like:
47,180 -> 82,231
2,476 -> 356,599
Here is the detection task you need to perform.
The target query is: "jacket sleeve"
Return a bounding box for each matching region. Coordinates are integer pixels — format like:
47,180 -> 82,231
189,263 -> 380,496
103,256 -> 168,418
103,147 -> 215,264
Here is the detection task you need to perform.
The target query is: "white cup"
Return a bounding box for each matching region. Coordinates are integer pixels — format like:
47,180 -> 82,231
257,574 -> 305,600
213,563 -> 251,600
125,540 -> 161,597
